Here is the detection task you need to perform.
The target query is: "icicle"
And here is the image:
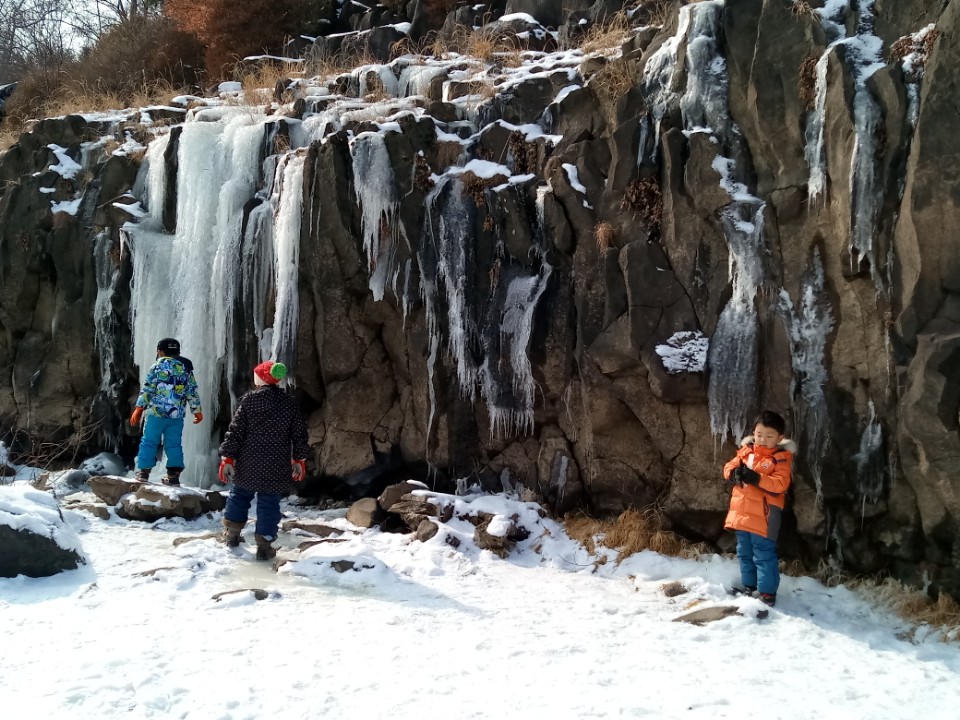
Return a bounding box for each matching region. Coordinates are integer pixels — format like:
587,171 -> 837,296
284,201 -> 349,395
269,152 -> 305,371
777,248 -> 835,501
804,50 -> 831,204
803,0 -> 886,290
679,1 -> 732,145
640,4 -> 692,161
481,266 -> 552,438
351,132 -> 401,302
707,206 -> 765,441
398,65 -> 447,98
139,132 -> 170,231
852,400 -> 885,504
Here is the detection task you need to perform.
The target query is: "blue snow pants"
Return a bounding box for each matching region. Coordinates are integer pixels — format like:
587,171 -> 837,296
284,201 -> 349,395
736,530 -> 780,595
136,415 -> 185,470
224,485 -> 282,540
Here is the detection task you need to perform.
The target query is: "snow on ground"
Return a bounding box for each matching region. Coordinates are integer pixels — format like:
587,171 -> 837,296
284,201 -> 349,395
2,484 -> 960,719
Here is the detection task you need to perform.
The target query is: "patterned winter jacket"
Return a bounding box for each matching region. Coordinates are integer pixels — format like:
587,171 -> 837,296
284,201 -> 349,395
218,385 -> 310,496
135,356 -> 202,419
722,436 -> 796,541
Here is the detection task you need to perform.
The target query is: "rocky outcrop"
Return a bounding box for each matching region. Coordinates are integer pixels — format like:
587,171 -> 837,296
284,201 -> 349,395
86,475 -> 226,521
0,485 -> 84,577
2,0 -> 960,597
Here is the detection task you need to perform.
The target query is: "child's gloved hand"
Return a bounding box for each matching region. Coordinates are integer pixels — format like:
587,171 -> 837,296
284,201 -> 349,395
291,459 -> 306,483
734,465 -> 761,485
129,407 -> 144,427
218,457 -> 235,484
193,411 -> 204,424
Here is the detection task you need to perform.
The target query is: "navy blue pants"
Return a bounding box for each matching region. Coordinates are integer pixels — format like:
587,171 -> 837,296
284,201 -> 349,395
224,485 -> 282,540
736,530 -> 780,595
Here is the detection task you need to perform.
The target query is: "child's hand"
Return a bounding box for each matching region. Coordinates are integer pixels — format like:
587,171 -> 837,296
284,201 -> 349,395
734,466 -> 760,485
129,407 -> 144,427
291,459 -> 306,482
218,457 -> 235,484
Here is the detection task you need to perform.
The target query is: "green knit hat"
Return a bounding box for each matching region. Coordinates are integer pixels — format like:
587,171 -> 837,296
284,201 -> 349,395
254,361 -> 287,384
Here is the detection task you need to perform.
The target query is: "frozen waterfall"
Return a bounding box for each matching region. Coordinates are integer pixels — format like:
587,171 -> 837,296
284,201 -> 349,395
126,108 -> 305,486
640,0 -> 767,441
777,248 -> 835,501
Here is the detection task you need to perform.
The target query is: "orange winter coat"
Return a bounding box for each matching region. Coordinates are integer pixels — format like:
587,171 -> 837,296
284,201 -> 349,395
723,437 -> 796,541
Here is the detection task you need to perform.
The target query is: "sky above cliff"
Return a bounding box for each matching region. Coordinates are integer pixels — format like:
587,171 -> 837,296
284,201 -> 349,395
2,480 -> 960,719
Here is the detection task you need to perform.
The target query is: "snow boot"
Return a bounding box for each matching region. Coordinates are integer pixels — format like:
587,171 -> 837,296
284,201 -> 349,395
759,593 -> 777,607
255,534 -> 277,561
729,585 -> 757,597
222,518 -> 245,548
134,468 -> 150,483
162,467 -> 183,486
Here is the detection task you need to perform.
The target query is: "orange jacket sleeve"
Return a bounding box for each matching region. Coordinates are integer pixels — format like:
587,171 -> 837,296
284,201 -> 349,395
722,449 -> 745,480
757,451 -> 792,496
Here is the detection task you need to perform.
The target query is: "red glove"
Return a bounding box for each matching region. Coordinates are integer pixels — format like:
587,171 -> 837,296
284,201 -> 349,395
193,411 -> 204,424
129,407 -> 144,427
218,457 -> 235,484
291,459 -> 306,482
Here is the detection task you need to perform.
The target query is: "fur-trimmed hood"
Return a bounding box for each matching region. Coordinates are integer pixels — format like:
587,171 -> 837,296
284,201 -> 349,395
740,435 -> 798,455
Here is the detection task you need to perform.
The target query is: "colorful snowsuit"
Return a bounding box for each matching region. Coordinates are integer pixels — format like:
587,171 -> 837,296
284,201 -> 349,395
219,384 -> 310,540
134,356 -> 202,471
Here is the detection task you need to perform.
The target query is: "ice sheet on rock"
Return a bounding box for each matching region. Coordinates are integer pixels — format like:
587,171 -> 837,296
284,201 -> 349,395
853,400 -> 886,504
777,248 -> 834,500
352,131 -> 403,302
655,331 -> 709,374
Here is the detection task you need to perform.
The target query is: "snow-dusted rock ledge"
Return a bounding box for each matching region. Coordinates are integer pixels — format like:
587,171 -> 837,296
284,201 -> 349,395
0,484 -> 85,578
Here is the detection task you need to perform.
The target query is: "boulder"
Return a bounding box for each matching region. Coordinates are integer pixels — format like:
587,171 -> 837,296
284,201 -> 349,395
346,497 -> 384,528
115,484 -> 223,522
378,480 -> 427,512
0,485 -> 84,577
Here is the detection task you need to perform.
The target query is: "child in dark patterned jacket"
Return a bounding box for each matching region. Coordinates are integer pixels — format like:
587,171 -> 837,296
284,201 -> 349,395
217,361 -> 310,560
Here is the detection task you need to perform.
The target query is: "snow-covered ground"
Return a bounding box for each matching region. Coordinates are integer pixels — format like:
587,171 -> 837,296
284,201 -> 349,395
3,484 -> 960,719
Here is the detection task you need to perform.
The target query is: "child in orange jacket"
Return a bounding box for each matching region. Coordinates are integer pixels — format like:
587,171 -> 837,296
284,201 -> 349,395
722,410 -> 796,607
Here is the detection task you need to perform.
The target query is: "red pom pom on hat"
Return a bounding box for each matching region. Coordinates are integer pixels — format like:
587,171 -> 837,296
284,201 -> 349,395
254,361 -> 287,385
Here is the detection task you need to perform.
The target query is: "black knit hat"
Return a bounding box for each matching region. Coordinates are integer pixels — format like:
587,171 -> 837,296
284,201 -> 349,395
157,337 -> 181,355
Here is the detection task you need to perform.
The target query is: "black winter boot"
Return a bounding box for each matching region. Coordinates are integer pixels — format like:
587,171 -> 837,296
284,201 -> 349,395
134,468 -> 150,483
255,534 -> 277,561
163,467 -> 183,486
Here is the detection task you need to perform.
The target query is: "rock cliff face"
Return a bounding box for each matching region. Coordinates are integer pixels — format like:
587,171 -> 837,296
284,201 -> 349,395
1,0 -> 958,597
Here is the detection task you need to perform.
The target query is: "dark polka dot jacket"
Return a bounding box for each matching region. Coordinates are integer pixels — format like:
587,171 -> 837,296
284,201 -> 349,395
218,385 -> 310,496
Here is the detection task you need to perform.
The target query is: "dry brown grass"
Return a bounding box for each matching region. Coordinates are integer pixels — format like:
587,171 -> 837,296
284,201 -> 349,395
636,0 -> 674,27
594,221 -> 616,250
564,511 -> 960,638
621,177 -> 663,231
445,23 -> 520,64
304,44 -> 378,84
580,11 -> 635,55
238,62 -> 296,106
0,128 -> 19,153
854,578 -> 960,641
791,0 -> 815,18
563,508 -> 707,563
784,558 -> 960,641
890,27 -> 940,78
798,55 -> 819,111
